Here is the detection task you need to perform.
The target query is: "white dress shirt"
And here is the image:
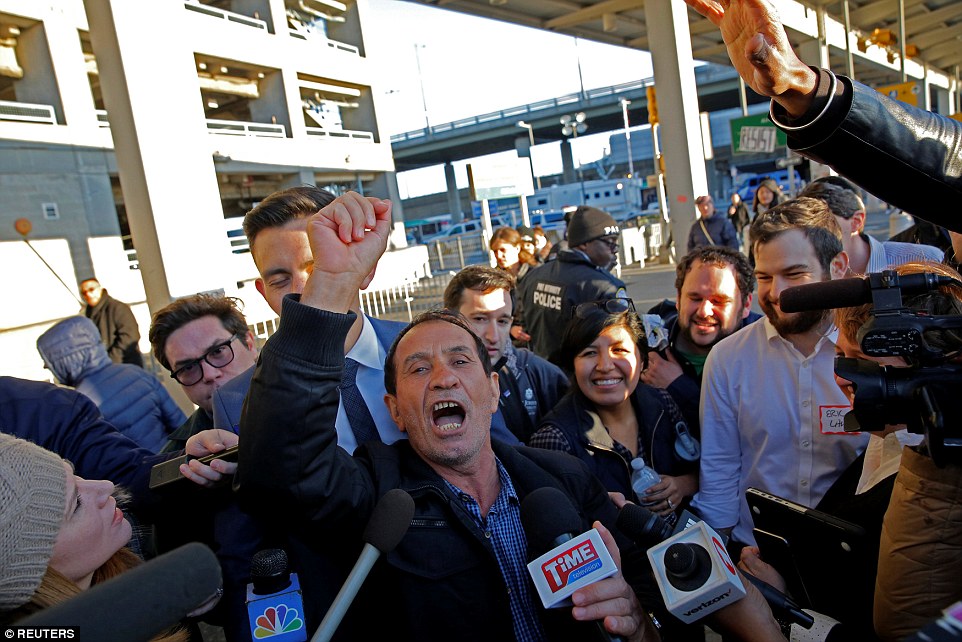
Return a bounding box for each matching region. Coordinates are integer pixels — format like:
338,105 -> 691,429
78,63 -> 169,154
692,317 -> 868,544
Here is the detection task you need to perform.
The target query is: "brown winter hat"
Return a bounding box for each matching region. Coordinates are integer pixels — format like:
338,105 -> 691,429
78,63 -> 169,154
0,434 -> 67,611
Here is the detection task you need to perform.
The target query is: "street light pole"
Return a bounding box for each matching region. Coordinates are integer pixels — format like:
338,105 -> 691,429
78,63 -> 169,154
413,44 -> 430,130
561,112 -> 588,204
517,120 -> 541,190
620,99 -> 634,179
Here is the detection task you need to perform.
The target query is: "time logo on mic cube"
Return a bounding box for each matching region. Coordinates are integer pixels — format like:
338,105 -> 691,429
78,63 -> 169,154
527,529 -> 618,608
647,521 -> 746,623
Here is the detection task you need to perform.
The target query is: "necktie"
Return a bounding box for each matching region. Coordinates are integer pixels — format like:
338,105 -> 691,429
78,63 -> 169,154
339,358 -> 380,446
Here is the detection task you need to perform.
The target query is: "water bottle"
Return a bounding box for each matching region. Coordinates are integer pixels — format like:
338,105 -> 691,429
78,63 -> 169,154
630,456 -> 661,502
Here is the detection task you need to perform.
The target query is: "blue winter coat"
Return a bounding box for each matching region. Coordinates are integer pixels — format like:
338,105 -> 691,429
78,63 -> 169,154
37,316 -> 185,452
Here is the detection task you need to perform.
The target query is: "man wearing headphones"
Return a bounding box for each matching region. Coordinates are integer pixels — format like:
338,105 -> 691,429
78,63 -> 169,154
643,246 -> 760,436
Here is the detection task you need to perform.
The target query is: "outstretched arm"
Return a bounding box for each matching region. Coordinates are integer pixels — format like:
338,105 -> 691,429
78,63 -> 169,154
683,0 -> 817,118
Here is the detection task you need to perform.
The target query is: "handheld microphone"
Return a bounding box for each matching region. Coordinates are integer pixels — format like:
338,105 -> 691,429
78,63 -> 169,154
520,487 -> 623,642
246,549 -> 307,641
311,488 -> 415,642
617,503 -> 812,628
21,542 -> 222,642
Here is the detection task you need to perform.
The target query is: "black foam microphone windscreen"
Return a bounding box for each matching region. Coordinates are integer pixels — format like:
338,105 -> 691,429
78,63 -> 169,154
779,278 -> 870,312
363,487 -> 416,553
21,542 -> 222,642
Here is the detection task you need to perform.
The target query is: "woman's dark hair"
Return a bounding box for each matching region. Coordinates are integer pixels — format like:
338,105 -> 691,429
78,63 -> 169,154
557,307 -> 648,376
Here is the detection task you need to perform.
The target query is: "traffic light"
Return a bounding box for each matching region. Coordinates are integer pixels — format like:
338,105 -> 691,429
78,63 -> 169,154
646,86 -> 659,125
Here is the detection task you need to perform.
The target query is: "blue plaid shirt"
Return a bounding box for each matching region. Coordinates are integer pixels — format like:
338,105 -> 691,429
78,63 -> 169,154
444,458 -> 547,642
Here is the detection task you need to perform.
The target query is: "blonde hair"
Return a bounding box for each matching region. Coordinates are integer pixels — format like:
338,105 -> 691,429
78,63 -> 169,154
1,548 -> 188,642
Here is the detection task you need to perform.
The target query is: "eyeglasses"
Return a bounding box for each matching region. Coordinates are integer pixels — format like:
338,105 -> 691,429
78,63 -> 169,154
594,237 -> 620,252
170,336 -> 240,386
574,298 -> 636,319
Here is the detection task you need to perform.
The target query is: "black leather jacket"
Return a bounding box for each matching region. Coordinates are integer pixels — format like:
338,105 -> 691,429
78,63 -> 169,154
772,70 -> 962,230
235,297 -> 657,640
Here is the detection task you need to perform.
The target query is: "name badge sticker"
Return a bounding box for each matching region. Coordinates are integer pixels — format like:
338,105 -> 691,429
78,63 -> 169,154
819,404 -> 855,435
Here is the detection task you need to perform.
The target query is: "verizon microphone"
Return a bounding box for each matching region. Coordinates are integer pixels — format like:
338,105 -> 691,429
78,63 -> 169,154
520,487 -> 623,642
246,549 -> 307,641
618,503 -> 812,628
646,521 -> 745,623
22,542 -> 222,642
312,488 -> 415,642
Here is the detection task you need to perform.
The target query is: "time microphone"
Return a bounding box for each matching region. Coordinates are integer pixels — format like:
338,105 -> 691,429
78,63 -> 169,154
21,542 -> 222,642
520,486 -> 624,642
311,488 -> 415,642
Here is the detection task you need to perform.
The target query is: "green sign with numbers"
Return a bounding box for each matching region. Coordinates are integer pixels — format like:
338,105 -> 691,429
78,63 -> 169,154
730,114 -> 787,154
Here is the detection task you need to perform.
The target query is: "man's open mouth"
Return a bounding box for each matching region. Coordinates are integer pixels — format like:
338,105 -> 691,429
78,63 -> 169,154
432,401 -> 465,431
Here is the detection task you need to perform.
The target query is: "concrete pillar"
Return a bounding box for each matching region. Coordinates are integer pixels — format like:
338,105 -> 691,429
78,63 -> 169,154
644,0 -> 708,255
42,12 -> 100,128
280,169 -> 317,189
250,69 -> 292,136
369,171 -> 404,223
444,162 -> 463,222
797,40 -> 830,72
14,23 -> 63,121
560,139 -> 576,184
85,0 -> 232,310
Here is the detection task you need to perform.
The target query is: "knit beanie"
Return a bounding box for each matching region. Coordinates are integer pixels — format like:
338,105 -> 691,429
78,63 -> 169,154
566,206 -> 620,247
516,226 -> 536,243
0,434 -> 67,611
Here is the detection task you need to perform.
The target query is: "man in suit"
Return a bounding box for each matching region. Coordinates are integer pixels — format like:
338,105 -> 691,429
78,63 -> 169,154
215,186 -> 406,452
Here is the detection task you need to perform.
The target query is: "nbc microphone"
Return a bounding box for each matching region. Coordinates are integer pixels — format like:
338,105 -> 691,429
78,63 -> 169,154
520,486 -> 624,642
246,549 -> 307,641
311,488 -> 415,642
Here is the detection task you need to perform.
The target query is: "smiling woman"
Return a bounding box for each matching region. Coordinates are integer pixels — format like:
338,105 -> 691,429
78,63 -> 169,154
0,434 -> 189,641
528,304 -> 699,517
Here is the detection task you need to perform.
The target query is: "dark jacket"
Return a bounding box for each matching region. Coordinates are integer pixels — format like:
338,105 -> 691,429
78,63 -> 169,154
37,316 -> 185,452
686,214 -> 739,253
235,297 -> 656,641
773,71 -> 962,227
648,300 -> 762,434
84,289 -> 144,367
496,347 -> 569,442
530,386 -> 697,502
727,201 -> 750,235
518,250 -> 627,363
0,376 -> 170,512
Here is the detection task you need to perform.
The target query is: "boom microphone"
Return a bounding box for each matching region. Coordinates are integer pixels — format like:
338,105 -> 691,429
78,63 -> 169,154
780,272 -> 957,313
780,278 -> 870,313
312,488 -> 415,642
520,487 -> 623,642
20,542 -> 222,642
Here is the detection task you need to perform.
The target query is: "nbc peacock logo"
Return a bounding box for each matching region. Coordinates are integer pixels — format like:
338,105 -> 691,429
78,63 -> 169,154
253,604 -> 304,638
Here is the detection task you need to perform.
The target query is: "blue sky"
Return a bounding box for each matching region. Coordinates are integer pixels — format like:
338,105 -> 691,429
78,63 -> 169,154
364,0 -> 655,197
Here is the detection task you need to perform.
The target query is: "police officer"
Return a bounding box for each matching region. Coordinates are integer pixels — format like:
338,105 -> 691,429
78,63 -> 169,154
518,206 -> 628,363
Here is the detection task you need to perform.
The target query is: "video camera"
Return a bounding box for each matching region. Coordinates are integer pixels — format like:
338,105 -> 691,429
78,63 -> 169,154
781,269 -> 962,466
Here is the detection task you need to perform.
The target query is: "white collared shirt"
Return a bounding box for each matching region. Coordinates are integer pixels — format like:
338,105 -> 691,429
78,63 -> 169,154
335,314 -> 404,453
692,317 -> 868,544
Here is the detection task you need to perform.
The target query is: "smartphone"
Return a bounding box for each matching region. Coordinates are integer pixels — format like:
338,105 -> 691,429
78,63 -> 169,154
149,445 -> 240,490
752,527 -> 811,608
